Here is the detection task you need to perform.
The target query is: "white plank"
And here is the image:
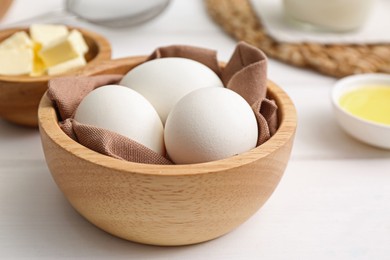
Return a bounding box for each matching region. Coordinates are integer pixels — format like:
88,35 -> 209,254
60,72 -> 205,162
1,160 -> 390,259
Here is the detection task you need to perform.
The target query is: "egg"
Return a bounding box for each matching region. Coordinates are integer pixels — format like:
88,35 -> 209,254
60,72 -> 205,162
74,85 -> 165,155
120,57 -> 224,124
164,87 -> 258,164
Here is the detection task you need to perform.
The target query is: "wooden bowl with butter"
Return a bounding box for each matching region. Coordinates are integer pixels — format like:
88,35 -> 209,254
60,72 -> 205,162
0,26 -> 111,127
38,56 -> 297,246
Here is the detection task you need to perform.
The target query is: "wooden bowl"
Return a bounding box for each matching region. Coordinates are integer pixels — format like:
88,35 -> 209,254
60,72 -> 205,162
0,27 -> 111,127
38,57 -> 297,246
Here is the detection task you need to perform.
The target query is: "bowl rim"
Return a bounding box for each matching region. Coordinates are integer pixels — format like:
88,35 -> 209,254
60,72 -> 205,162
39,78 -> 297,176
332,73 -> 390,129
0,26 -> 111,82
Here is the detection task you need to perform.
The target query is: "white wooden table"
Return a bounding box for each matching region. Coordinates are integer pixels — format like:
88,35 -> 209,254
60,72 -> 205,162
1,1 -> 390,259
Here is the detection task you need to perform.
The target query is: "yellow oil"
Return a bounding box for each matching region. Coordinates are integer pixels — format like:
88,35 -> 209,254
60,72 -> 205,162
339,86 -> 390,125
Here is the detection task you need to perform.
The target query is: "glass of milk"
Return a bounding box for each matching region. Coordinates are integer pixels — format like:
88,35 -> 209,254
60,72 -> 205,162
283,0 -> 374,32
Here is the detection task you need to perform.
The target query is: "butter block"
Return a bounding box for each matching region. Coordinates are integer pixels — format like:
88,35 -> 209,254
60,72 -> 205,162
29,43 -> 46,76
47,56 -> 86,75
0,25 -> 89,76
68,30 -> 89,55
30,24 -> 69,47
0,31 -> 33,49
31,55 -> 46,77
0,48 -> 33,75
39,37 -> 80,67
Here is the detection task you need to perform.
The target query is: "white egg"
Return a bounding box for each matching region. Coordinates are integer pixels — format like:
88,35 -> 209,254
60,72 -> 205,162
165,87 -> 258,164
74,85 -> 165,155
119,57 -> 224,124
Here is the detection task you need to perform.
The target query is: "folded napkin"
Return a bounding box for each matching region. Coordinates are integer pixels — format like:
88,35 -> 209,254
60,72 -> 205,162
48,42 -> 278,165
252,0 -> 390,44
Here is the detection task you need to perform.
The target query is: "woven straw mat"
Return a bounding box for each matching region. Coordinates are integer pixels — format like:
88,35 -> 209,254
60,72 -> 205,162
205,0 -> 390,78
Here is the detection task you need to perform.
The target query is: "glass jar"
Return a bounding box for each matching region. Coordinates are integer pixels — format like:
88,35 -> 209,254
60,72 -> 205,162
283,0 -> 374,32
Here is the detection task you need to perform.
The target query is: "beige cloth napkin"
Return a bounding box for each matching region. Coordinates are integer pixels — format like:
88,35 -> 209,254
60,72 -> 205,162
48,42 -> 278,164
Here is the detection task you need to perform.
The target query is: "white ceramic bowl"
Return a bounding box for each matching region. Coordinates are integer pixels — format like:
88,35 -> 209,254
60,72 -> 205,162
332,73 -> 390,149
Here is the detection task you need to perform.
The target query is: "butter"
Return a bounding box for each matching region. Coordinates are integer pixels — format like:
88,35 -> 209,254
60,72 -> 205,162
0,24 -> 89,76
30,24 -> 69,47
28,42 -> 46,77
339,86 -> 390,125
0,48 -> 33,75
39,38 -> 79,67
48,56 -> 86,75
31,51 -> 46,76
68,30 -> 89,55
0,31 -> 33,49
0,31 -> 34,75
39,29 -> 89,67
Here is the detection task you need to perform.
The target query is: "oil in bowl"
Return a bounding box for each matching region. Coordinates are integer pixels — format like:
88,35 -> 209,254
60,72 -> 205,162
332,74 -> 390,149
339,85 -> 390,126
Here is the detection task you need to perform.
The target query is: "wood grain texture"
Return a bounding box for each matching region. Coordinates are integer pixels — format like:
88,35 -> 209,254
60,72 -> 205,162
0,27 -> 112,127
205,0 -> 390,78
38,57 -> 297,246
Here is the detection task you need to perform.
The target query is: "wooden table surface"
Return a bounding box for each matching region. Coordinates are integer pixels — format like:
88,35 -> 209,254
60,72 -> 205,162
1,0 -> 390,259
